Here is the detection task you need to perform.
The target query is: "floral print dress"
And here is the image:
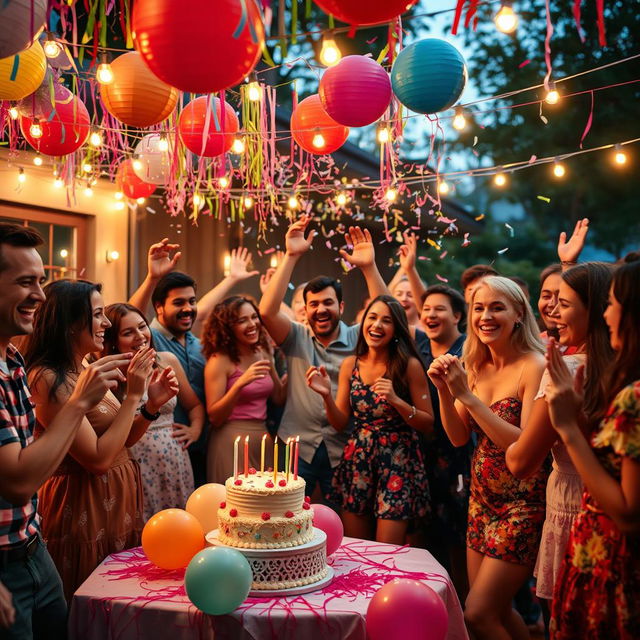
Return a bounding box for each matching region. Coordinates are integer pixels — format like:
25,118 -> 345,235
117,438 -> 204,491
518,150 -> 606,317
328,362 -> 429,520
467,397 -> 548,565
550,381 -> 640,640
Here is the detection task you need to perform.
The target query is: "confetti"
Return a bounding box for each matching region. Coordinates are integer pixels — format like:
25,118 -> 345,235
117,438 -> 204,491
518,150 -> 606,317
528,155 -> 537,164
537,195 -> 551,203
505,223 -> 514,237
473,136 -> 478,146
475,214 -> 485,221
439,250 -> 448,259
287,283 -> 295,289
518,59 -> 531,68
462,233 -> 471,247
435,274 -> 449,282
497,248 -> 509,254
427,238 -> 441,250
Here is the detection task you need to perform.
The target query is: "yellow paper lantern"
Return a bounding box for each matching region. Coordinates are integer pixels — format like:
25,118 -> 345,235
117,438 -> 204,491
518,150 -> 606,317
101,51 -> 178,128
0,41 -> 47,101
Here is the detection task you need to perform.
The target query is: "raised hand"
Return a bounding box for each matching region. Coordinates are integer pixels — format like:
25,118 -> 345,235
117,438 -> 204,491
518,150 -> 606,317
370,377 -> 399,405
305,365 -> 331,397
236,360 -> 272,388
147,238 -> 181,280
125,347 -> 156,399
70,353 -> 133,411
285,215 -> 316,257
228,247 -> 259,281
146,366 -> 179,412
172,422 -> 202,449
260,267 -> 276,294
339,226 -> 375,269
398,231 -> 418,271
557,218 -> 589,264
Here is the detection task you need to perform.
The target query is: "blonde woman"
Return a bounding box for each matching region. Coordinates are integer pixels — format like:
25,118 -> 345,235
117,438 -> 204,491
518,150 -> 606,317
428,276 -> 548,640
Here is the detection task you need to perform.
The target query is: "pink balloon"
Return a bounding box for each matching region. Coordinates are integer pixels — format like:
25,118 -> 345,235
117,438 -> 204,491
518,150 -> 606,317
319,55 -> 392,127
311,504 -> 343,556
367,579 -> 448,640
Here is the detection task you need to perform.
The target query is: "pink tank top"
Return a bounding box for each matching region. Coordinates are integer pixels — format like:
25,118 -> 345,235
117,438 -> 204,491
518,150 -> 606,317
225,368 -> 274,421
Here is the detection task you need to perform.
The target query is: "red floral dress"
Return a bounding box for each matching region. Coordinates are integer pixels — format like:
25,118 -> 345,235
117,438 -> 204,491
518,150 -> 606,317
328,364 -> 430,519
467,397 -> 548,565
550,381 -> 640,640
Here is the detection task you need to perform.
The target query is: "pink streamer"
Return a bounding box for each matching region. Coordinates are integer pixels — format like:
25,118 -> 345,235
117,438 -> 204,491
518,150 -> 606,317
579,90 -> 594,149
543,0 -> 554,91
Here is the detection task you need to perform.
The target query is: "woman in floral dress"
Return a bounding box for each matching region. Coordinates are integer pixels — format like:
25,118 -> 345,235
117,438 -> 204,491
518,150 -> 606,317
428,276 -> 548,640
306,295 -> 433,545
546,256 -> 640,639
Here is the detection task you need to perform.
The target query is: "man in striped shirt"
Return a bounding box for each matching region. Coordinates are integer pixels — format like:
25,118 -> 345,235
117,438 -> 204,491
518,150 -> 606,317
0,224 -> 130,639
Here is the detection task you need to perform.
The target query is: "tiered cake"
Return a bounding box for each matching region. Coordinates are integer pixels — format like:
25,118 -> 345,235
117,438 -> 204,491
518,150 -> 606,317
214,470 -> 329,591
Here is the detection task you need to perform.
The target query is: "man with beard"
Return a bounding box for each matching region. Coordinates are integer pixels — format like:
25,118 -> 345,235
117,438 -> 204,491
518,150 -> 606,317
129,240 -> 259,486
259,215 -> 388,498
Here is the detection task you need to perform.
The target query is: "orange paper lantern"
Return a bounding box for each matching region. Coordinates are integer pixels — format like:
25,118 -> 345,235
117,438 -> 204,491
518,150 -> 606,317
101,52 -> 178,128
116,159 -> 156,200
0,40 -> 47,101
290,94 -> 349,155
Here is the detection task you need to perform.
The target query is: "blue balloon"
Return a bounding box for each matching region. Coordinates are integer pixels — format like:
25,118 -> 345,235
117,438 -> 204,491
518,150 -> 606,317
185,547 -> 252,615
391,38 -> 467,114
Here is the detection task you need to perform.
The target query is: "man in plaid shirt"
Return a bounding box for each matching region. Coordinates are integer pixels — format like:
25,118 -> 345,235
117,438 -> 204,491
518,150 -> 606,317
0,224 -> 131,639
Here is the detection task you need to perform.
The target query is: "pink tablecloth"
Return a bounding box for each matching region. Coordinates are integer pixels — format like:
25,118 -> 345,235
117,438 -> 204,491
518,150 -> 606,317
69,537 -> 468,640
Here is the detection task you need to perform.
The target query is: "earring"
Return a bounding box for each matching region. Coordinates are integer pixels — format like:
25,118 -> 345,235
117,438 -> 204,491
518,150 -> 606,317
514,321 -> 522,329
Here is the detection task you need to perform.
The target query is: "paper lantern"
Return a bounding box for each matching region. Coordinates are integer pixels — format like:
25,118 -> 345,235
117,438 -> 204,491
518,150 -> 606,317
319,55 -> 391,127
116,160 -> 157,200
291,94 -> 349,155
391,38 -> 467,115
0,41 -> 47,101
178,96 -> 239,157
101,52 -> 178,128
0,0 -> 47,59
132,0 -> 265,94
20,85 -> 90,156
313,0 -> 418,26
132,133 -> 174,185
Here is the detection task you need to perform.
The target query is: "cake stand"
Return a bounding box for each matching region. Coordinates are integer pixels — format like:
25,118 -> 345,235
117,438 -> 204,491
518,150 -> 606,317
206,527 -> 334,597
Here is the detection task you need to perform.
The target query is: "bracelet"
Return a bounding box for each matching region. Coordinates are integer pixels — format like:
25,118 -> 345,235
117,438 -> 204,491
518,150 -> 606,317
561,260 -> 577,266
408,405 -> 417,420
140,403 -> 161,421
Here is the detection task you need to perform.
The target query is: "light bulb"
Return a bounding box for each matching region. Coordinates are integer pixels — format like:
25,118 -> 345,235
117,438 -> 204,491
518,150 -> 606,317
89,130 -> 102,147
247,81 -> 261,102
494,4 -> 518,33
494,173 -> 507,187
288,195 -> 299,209
613,146 -> 627,166
107,250 -> 120,262
377,124 -> 390,144
319,35 -> 341,67
270,255 -> 278,269
53,177 -> 63,188
18,168 -> 26,183
33,154 -> 43,166
552,161 -> 566,178
136,197 -> 146,205
193,193 -> 202,206
223,253 -> 231,277
84,187 -> 93,197
43,32 -> 62,58
545,82 -> 560,105
114,191 -> 123,200
96,61 -> 113,84
9,106 -> 19,119
231,137 -> 245,154
336,192 -> 347,206
243,196 -> 254,208
114,201 -> 125,210
312,132 -> 326,149
438,180 -> 451,195
82,162 -> 92,173
452,107 -> 467,131
132,159 -> 143,172
59,249 -> 69,259
385,188 -> 397,202
218,176 -> 229,188
157,135 -> 169,152
29,119 -> 43,139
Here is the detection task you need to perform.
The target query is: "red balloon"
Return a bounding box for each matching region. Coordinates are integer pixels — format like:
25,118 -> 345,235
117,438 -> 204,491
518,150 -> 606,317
290,94 -> 349,155
132,0 -> 265,94
178,96 -> 239,157
20,86 -> 90,156
116,160 -> 156,200
313,0 -> 418,26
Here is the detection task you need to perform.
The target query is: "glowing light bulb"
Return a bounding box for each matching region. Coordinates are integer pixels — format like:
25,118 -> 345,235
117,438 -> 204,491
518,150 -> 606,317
312,132 -> 326,149
545,82 -> 560,105
494,4 -> 518,33
613,146 -> 627,166
107,250 -> 120,262
157,135 -> 169,152
319,34 -> 341,67
438,180 -> 451,195
59,249 -> 69,259
270,255 -> 278,269
96,58 -> 113,84
377,124 -> 390,144
385,188 -> 397,202
452,107 -> 467,131
193,193 -> 203,206
43,32 -> 62,58
89,130 -> 102,147
231,137 -> 245,154
132,159 -> 143,171
114,201 -> 125,210
552,161 -> 566,178
288,195 -> 299,209
53,177 -> 64,188
29,119 -> 43,139
84,187 -> 93,197
136,197 -> 146,205
33,154 -> 43,166
18,168 -> 26,183
9,106 -> 19,120
494,173 -> 507,187
247,81 -> 261,102
82,162 -> 92,174
218,176 -> 229,188
336,192 -> 347,206
114,191 -> 124,200
243,196 -> 254,208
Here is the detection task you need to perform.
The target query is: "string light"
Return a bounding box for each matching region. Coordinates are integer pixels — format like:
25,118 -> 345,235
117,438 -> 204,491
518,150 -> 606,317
89,129 -> 103,147
82,162 -> 92,174
452,106 -> 467,131
59,249 -> 69,259
29,118 -> 43,139
136,197 -> 146,205
336,192 -> 348,206
33,154 -> 43,166
552,160 -> 566,178
287,195 -> 299,209
96,53 -> 114,84
43,32 -> 62,58
114,201 -> 125,210
319,33 -> 341,67
218,176 -> 229,188
613,144 -> 627,166
231,137 -> 245,154
438,180 -> 450,195
193,193 -> 203,207
493,172 -> 508,187
494,2 -> 518,34
114,191 -> 124,200
157,134 -> 169,152
243,195 -> 254,208
312,132 -> 326,149
545,81 -> 560,105
17,168 -> 26,183
376,123 -> 390,144
84,186 -> 93,197
9,106 -> 19,120
246,73 -> 262,101
53,177 -> 63,188
132,159 -> 143,171
385,187 -> 397,202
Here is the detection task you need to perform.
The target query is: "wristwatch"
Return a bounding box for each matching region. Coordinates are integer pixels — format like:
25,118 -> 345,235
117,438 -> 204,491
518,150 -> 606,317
140,404 -> 161,421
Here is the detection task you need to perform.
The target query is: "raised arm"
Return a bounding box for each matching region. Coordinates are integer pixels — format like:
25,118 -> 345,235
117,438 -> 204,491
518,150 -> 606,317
306,358 -> 353,432
557,218 -> 589,271
339,226 -> 388,299
0,354 -> 131,505
260,215 -> 316,345
398,232 -> 427,313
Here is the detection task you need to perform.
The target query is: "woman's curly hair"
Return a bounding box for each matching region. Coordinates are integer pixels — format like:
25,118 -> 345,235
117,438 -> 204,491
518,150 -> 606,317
201,295 -> 271,362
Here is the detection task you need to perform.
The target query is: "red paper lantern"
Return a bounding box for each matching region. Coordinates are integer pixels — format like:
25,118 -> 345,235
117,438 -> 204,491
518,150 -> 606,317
313,0 -> 418,26
178,96 -> 239,157
132,0 -> 265,94
290,94 -> 349,155
20,85 -> 90,156
116,160 -> 157,200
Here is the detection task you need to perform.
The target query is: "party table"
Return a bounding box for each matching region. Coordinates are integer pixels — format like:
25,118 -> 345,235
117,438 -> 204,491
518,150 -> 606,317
68,537 -> 468,640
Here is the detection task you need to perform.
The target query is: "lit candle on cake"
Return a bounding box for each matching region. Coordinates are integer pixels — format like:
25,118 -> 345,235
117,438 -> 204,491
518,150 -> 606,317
260,433 -> 267,475
273,437 -> 278,483
233,435 -> 241,480
294,435 -> 300,480
244,435 -> 249,478
284,438 -> 290,483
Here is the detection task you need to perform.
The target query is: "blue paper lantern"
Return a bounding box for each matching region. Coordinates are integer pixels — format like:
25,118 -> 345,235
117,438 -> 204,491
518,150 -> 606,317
391,39 -> 467,115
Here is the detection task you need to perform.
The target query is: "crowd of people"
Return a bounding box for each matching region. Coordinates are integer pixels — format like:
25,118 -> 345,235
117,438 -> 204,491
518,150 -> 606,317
0,215 -> 638,640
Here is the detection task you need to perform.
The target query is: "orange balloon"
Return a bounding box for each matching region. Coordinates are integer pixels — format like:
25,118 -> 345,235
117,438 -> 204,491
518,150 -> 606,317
101,51 -> 178,128
290,94 -> 349,155
185,483 -> 226,534
142,509 -> 205,569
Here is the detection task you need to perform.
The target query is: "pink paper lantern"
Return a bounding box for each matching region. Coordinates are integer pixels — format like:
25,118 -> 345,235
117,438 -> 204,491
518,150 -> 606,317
319,55 -> 391,127
313,0 -> 418,26
178,96 -> 239,157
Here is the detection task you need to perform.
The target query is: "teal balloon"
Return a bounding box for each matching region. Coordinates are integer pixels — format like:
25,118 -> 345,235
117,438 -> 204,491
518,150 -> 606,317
391,38 -> 467,114
185,547 -> 252,615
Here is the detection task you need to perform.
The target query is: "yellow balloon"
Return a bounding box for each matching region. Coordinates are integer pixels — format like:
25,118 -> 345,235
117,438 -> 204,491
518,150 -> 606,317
0,40 -> 46,101
185,483 -> 226,535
